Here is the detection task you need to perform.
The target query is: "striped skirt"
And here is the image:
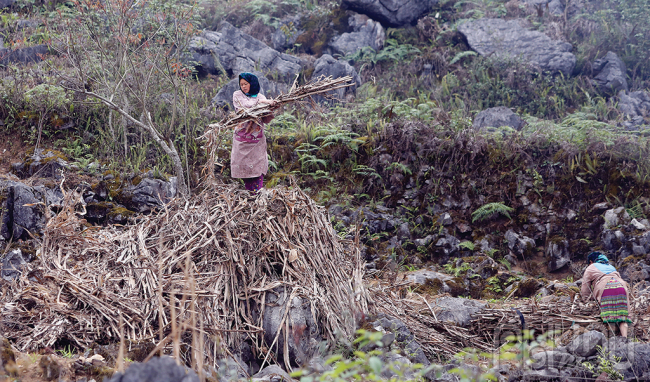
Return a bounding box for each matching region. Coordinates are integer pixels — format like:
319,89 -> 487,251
600,277 -> 632,323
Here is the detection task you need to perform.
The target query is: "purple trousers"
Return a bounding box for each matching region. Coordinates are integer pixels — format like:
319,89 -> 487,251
243,175 -> 263,193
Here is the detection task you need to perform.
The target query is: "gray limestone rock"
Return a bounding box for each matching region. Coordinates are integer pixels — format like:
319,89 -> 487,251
262,286 -> 319,367
546,238 -> 570,272
118,177 -> 177,214
252,365 -> 293,382
592,51 -> 628,95
566,331 -> 606,358
0,0 -> 14,8
312,54 -> 361,101
329,13 -> 385,56
434,296 -> 486,327
618,90 -> 650,129
1,249 -> 28,281
603,207 -> 630,230
531,351 -> 575,370
11,148 -> 69,179
105,356 -> 199,382
371,315 -> 430,366
271,15 -> 304,51
405,269 -> 454,292
0,180 -> 47,241
187,23 -> 302,82
505,229 -> 535,259
457,18 -> 576,75
342,0 -> 438,27
473,106 -> 526,131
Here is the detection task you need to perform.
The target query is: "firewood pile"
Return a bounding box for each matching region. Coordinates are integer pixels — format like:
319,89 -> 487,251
370,282 -> 650,361
0,179 -> 368,369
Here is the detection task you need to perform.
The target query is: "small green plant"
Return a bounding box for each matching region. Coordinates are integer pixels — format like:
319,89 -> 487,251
486,276 -> 502,293
581,346 -> 623,381
499,258 -> 512,271
57,344 -> 75,358
459,241 -> 475,251
485,248 -> 499,258
471,202 -> 515,223
443,262 -> 472,277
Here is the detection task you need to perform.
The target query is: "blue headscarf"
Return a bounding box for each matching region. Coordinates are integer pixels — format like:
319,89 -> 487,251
239,72 -> 260,98
587,251 -> 616,274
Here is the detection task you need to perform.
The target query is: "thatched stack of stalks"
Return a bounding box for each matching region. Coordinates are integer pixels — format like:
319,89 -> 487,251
370,283 -> 650,361
0,180 -> 368,373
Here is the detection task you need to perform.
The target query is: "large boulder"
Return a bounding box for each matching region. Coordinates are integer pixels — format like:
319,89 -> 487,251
0,45 -> 49,66
312,54 -> 361,101
116,177 -> 178,214
342,0 -> 438,27
262,286 -> 319,367
566,330 -> 606,358
211,71 -> 289,110
329,13 -> 385,56
457,18 -> 576,76
187,23 -> 302,82
472,106 -> 525,131
604,338 -> 650,380
434,296 -> 486,327
592,51 -> 628,95
0,0 -> 13,8
618,90 -> 650,129
0,180 -> 48,241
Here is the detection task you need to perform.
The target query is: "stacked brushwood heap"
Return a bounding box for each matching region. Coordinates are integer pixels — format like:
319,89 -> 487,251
370,282 -> 650,361
0,180 -> 368,369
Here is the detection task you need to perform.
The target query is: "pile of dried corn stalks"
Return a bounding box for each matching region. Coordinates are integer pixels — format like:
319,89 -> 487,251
370,283 -> 650,360
201,75 -> 355,176
0,180 -> 368,370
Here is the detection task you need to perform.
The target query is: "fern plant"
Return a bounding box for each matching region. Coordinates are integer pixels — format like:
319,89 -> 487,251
471,202 -> 515,223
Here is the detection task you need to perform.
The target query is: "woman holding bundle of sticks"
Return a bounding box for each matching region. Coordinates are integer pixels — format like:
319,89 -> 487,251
580,251 -> 632,337
231,72 -> 277,193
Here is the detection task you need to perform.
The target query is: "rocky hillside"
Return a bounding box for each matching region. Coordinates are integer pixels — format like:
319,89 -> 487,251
2,0 -> 650,380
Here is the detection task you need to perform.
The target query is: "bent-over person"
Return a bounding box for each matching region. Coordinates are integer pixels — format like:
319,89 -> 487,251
580,251 -> 632,337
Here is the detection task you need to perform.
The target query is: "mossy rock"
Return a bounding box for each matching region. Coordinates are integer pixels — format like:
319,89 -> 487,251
107,207 -> 136,225
514,278 -> 543,298
88,365 -> 116,379
447,277 -> 467,297
1,337 -> 17,376
420,278 -> 444,295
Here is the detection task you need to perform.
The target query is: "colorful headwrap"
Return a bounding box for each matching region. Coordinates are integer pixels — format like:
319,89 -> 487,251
239,72 -> 260,98
588,251 -> 609,265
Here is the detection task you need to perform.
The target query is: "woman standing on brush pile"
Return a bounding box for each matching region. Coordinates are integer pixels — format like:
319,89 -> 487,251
231,72 -> 276,193
580,251 -> 632,337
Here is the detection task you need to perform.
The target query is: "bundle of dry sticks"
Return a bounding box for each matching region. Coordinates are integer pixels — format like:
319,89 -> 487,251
371,284 -> 650,361
201,75 -> 355,176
